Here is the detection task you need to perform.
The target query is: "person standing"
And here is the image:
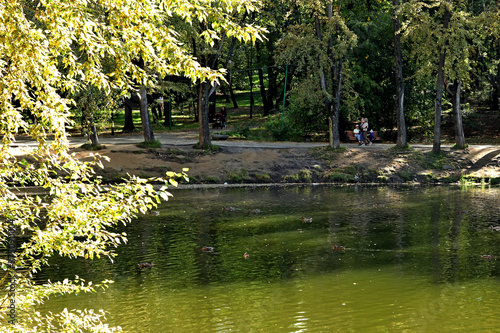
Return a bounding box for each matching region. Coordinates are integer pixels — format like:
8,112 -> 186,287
358,118 -> 365,146
362,117 -> 372,146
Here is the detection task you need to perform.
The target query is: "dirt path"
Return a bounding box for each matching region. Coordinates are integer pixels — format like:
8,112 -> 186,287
54,131 -> 499,185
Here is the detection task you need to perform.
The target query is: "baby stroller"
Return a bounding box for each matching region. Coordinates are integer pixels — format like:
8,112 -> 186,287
212,112 -> 224,129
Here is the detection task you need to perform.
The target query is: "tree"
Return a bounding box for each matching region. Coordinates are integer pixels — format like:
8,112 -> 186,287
0,0 -> 263,331
393,0 -> 407,147
194,12 -> 264,148
276,0 -> 357,148
473,1 -> 500,110
72,84 -> 120,146
401,0 -> 472,153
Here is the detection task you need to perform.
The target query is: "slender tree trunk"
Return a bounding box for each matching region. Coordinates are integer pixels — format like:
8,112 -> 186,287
248,68 -> 254,118
332,58 -> 343,149
257,67 -> 269,115
432,8 -> 451,155
139,86 -> 155,142
84,91 -> 99,146
88,112 -> 99,146
393,0 -> 407,147
198,82 -> 212,147
267,66 -> 277,109
256,43 -> 271,115
229,78 -> 238,108
220,83 -> 231,104
451,79 -> 466,148
123,98 -> 136,132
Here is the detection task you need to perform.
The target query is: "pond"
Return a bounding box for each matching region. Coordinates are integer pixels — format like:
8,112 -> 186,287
27,186 -> 500,331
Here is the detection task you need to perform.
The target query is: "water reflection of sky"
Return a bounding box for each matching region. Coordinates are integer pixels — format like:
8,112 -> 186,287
4,186 -> 500,331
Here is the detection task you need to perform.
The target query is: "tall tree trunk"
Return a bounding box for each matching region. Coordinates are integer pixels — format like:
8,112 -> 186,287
228,78 -> 238,109
393,0 -> 407,147
248,68 -> 254,119
451,79 -> 466,148
88,111 -> 99,146
325,1 -> 343,149
256,42 -> 271,115
84,91 -> 99,146
267,66 -> 277,109
332,58 -> 343,149
139,86 -> 155,142
220,83 -> 231,104
432,7 -> 451,155
257,67 -> 269,115
123,98 -> 136,132
315,11 -> 334,148
198,82 -> 212,147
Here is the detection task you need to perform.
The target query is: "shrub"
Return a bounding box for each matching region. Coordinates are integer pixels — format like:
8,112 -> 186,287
299,169 -> 313,182
226,169 -> 249,183
264,114 -> 300,141
255,173 -> 272,183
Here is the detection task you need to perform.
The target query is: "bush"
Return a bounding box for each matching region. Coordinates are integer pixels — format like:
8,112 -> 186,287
255,173 -> 272,183
226,169 -> 250,183
264,114 -> 300,141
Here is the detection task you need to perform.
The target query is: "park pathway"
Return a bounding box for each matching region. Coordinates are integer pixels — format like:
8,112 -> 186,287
10,129 -> 500,172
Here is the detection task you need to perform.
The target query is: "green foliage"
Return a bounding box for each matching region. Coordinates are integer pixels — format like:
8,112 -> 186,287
298,169 -> 313,182
324,166 -> 357,182
264,114 -> 301,141
226,169 -> 250,183
324,170 -> 355,182
255,173 -> 272,183
282,173 -> 299,182
233,122 -> 252,139
274,4 -> 357,146
281,169 -> 315,183
285,78 -> 329,134
347,10 -> 395,128
71,84 -> 121,136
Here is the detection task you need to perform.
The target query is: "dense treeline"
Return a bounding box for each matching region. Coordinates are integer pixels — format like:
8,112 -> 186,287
67,1 -> 499,152
200,0 -> 499,151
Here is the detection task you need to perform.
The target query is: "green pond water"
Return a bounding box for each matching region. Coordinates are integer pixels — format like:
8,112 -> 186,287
23,186 -> 500,331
